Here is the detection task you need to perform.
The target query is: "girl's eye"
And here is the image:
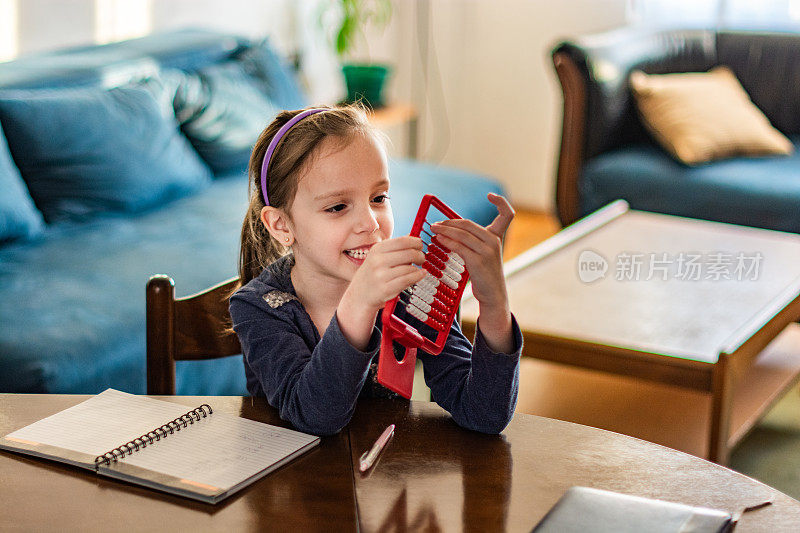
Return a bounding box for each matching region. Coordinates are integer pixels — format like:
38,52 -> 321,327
326,204 -> 347,213
373,194 -> 390,204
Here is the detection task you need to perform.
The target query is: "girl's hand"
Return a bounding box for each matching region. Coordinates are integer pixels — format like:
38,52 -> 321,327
338,236 -> 427,350
348,236 -> 428,312
431,193 -> 515,352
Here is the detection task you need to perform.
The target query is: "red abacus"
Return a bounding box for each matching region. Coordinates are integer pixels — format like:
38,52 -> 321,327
377,195 -> 471,398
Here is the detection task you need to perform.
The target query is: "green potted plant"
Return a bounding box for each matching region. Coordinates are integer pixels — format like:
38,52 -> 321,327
324,0 -> 393,108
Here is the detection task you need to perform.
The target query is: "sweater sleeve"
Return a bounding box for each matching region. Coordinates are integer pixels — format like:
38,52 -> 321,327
230,295 -> 380,436
417,315 -> 523,434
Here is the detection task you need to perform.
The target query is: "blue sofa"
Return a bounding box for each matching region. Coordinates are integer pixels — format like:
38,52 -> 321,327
0,29 -> 504,395
551,28 -> 800,231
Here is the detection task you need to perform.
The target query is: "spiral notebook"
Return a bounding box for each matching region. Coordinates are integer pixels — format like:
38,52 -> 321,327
0,389 -> 320,504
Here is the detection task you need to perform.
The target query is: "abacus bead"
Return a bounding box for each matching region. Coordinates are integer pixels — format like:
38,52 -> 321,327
438,273 -> 458,290
428,307 -> 446,324
435,291 -> 455,308
413,279 -> 437,295
421,273 -> 440,288
446,257 -> 465,273
426,316 -> 446,331
430,297 -> 448,314
442,265 -> 461,282
412,287 -> 435,304
432,236 -> 450,253
427,241 -> 443,256
429,246 -> 448,263
428,254 -> 445,271
423,262 -> 440,277
406,305 -> 427,323
409,295 -> 431,313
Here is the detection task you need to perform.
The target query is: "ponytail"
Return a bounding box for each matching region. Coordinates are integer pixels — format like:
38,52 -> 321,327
238,186 -> 288,287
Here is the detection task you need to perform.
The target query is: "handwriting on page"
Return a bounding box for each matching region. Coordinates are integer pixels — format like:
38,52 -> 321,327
7,389 -> 200,456
119,414 -> 315,489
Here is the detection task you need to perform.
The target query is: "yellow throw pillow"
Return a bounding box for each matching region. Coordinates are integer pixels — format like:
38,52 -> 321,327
629,67 -> 793,165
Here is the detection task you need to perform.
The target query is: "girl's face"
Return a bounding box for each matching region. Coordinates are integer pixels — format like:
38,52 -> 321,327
287,133 -> 393,285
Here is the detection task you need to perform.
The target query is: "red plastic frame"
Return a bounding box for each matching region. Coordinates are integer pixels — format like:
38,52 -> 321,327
377,195 -> 471,398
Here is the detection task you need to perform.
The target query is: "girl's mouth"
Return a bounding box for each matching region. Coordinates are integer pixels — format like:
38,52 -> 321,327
344,248 -> 370,260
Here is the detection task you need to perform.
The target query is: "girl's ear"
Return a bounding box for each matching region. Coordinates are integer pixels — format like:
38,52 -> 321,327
260,206 -> 294,247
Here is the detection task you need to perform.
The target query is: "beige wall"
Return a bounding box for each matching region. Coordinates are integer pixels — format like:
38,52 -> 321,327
10,0 -> 298,55
372,1 -> 629,211
294,0 -> 631,211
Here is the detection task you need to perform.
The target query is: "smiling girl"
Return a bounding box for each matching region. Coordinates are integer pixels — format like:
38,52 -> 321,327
229,105 -> 522,436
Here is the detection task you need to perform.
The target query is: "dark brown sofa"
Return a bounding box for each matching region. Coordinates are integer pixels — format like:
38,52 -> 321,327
551,28 -> 800,233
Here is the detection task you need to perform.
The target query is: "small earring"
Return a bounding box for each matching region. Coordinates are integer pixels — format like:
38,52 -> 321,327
285,236 -> 291,243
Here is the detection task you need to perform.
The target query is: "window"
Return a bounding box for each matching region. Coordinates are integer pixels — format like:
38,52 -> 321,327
629,0 -> 800,29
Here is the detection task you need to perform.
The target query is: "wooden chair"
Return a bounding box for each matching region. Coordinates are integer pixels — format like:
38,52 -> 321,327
146,275 -> 242,395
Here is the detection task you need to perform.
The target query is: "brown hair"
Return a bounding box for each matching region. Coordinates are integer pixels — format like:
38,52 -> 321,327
237,103 -> 383,287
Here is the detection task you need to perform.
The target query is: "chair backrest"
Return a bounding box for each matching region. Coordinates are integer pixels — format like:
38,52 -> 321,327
146,274 -> 242,395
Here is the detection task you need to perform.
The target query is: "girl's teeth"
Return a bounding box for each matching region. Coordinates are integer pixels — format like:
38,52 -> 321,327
347,249 -> 368,259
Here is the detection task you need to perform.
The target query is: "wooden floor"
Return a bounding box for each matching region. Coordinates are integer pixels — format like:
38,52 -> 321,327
502,209 -> 561,262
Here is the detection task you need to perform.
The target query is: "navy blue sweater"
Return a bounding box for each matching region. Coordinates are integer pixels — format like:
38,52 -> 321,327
229,254 -> 522,436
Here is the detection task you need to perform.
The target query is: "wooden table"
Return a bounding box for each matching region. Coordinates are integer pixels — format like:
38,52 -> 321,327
462,200 -> 800,464
3,394 -> 800,531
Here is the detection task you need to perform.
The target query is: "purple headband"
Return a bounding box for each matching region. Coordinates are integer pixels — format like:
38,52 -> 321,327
260,108 -> 325,206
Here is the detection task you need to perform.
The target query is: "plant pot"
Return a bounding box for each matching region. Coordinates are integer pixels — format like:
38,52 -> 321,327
342,63 -> 391,109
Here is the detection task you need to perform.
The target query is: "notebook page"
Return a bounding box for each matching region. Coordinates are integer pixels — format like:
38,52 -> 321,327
116,412 -> 318,490
5,389 -> 199,457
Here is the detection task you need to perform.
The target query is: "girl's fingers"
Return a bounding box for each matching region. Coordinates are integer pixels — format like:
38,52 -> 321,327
377,247 -> 426,267
485,193 -> 515,238
376,235 -> 424,252
386,267 -> 427,296
433,233 -> 478,265
385,264 -> 423,279
433,218 -> 487,240
431,222 -> 494,255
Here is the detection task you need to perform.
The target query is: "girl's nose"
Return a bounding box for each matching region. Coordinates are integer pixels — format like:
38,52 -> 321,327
355,206 -> 380,233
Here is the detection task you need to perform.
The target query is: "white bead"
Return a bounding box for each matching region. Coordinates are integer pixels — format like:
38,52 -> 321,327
439,274 -> 457,290
421,273 -> 439,287
446,258 -> 464,273
442,265 -> 461,282
406,305 -> 428,322
409,295 -> 431,313
411,287 -> 434,304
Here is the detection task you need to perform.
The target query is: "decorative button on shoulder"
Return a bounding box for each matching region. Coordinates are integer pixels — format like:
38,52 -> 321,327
262,290 -> 298,309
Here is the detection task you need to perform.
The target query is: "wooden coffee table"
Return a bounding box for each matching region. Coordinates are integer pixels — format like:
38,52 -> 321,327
461,200 -> 800,464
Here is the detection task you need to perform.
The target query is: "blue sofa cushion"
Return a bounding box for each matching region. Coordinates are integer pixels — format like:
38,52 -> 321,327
388,159 -> 505,237
0,123 -> 45,242
0,29 -> 243,90
237,38 -> 308,110
174,61 -> 280,175
0,81 -> 212,222
0,175 -> 251,395
580,139 -> 800,234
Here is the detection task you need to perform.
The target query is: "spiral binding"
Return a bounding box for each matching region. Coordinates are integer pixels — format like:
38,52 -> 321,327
93,404 -> 212,470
